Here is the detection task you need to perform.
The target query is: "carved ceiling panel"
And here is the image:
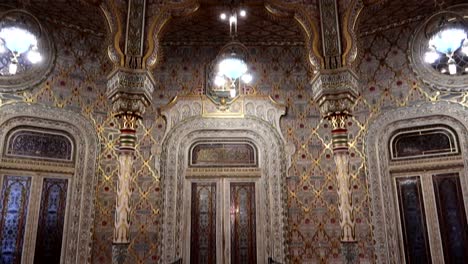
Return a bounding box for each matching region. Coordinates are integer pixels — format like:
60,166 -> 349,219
358,0 -> 467,35
160,1 -> 306,46
1,0 -> 107,36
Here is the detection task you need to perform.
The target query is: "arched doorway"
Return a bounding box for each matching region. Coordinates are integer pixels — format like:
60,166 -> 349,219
159,96 -> 291,263
366,102 -> 468,263
0,103 -> 99,263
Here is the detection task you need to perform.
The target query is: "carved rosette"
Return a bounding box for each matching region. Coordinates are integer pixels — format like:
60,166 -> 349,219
312,67 -> 358,243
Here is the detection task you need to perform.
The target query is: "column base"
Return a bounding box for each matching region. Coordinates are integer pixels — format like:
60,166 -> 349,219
112,243 -> 130,264
341,241 -> 358,264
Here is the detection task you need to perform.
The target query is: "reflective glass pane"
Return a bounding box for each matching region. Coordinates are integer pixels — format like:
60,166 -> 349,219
34,178 -> 68,263
396,177 -> 432,263
391,127 -> 458,160
433,173 -> 468,264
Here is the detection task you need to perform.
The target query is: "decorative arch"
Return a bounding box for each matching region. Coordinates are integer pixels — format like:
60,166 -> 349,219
159,96 -> 293,264
265,0 -> 323,70
366,101 -> 468,263
0,103 -> 99,264
144,0 -> 199,69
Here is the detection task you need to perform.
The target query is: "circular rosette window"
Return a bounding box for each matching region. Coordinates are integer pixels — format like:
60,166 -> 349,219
0,9 -> 54,92
409,5 -> 468,92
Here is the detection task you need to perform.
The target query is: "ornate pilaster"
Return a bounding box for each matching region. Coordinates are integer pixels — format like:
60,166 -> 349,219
312,68 -> 359,263
319,0 -> 342,69
107,68 -> 154,263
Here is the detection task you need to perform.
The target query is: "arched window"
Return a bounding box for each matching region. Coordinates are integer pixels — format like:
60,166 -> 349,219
0,104 -> 98,264
0,127 -> 74,264
389,125 -> 468,263
367,103 -> 468,263
389,125 -> 459,160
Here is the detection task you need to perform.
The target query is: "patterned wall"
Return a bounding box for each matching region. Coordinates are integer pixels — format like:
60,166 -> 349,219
5,14 -> 468,264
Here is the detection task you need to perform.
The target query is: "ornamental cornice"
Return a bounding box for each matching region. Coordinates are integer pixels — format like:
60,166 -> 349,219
0,158 -> 75,174
186,167 -> 262,178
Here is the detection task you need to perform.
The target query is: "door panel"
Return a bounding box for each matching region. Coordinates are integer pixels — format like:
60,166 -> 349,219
190,182 -> 217,264
433,173 -> 468,264
190,180 -> 257,264
230,182 -> 256,264
396,176 -> 432,264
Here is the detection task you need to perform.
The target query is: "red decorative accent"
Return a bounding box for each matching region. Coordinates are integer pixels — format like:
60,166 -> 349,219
332,128 -> 347,133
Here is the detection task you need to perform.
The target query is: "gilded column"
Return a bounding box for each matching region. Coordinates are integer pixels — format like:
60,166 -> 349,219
330,114 -> 355,242
104,0 -> 151,262
312,68 -> 359,263
107,68 -> 154,263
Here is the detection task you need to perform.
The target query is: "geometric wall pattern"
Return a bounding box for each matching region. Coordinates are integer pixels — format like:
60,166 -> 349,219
3,16 -> 468,263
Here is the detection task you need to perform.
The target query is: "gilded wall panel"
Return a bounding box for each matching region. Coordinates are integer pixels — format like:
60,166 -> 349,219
2,11 -> 467,263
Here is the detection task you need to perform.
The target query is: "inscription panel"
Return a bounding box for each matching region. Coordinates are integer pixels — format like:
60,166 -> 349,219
190,141 -> 257,167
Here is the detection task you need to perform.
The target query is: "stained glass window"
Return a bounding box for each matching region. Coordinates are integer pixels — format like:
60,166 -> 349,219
34,178 -> 68,264
190,182 -> 217,264
230,182 -> 256,264
0,176 -> 31,264
390,126 -> 458,160
6,128 -> 73,161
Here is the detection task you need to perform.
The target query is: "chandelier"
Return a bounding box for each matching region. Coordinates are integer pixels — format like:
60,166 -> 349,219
423,11 -> 468,75
0,10 -> 43,76
206,6 -> 252,106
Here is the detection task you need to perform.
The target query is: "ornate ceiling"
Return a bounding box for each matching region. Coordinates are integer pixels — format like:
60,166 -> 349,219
1,0 -> 107,37
160,0 -> 306,46
358,0 -> 467,35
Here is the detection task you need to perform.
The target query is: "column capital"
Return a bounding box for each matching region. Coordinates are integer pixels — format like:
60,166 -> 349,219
311,67 -> 359,118
106,67 -> 154,119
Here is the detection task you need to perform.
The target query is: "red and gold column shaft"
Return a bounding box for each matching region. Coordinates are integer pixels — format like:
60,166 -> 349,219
113,115 -> 137,244
330,114 -> 355,242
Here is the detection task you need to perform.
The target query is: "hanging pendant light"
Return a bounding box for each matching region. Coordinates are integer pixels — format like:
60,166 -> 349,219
206,5 -> 253,107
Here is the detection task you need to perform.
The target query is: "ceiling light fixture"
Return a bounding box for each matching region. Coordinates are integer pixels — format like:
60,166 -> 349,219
206,5 -> 252,108
422,11 -> 468,76
0,26 -> 42,75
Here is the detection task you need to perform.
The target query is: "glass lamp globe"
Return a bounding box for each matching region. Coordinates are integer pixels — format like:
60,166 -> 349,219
218,57 -> 248,80
0,27 -> 38,54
